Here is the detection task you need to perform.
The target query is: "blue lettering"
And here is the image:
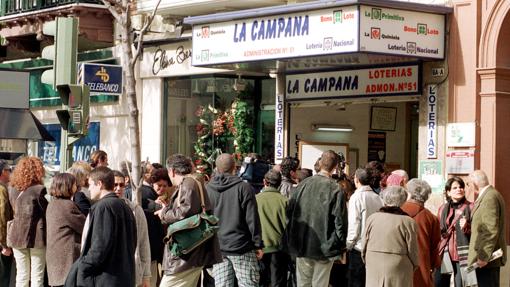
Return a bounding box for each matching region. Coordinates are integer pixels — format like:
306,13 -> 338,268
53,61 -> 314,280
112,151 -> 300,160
278,18 -> 285,37
257,20 -> 265,40
285,17 -> 292,37
302,15 -> 309,35
234,22 -> 246,42
251,20 -> 258,41
266,20 -> 277,39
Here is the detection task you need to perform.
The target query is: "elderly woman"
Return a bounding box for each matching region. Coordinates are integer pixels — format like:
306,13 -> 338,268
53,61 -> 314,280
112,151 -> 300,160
7,156 -> 48,287
362,186 -> 418,287
401,179 -> 442,287
46,173 -> 86,287
435,177 -> 472,287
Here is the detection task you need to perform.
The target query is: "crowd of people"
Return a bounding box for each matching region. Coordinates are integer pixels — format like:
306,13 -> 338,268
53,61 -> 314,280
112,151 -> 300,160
0,149 -> 506,287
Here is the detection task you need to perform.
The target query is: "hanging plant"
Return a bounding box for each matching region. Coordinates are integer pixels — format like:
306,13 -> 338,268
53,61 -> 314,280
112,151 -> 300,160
229,99 -> 254,160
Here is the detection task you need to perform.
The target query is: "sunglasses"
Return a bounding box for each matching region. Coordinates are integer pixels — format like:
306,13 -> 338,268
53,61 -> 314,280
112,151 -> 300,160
114,183 -> 125,188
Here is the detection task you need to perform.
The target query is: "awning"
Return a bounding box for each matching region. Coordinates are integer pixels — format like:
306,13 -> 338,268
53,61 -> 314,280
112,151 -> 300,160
0,108 -> 55,141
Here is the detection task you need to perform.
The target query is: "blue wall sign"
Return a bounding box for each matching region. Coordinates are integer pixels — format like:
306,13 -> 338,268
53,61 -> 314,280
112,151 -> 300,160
38,122 -> 100,166
79,63 -> 123,95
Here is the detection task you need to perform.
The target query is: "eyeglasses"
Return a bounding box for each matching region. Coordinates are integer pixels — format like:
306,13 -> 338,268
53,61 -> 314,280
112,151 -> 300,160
114,183 -> 125,188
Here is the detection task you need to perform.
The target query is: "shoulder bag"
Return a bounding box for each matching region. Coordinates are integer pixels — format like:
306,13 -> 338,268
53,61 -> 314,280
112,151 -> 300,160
163,176 -> 219,257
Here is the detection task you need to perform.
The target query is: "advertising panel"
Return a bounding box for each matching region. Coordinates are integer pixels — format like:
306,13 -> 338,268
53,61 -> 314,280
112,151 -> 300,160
446,150 -> 475,174
79,64 -> 123,95
286,64 -> 419,100
192,6 -> 359,65
427,85 -> 438,158
359,5 -> 445,59
0,70 -> 29,109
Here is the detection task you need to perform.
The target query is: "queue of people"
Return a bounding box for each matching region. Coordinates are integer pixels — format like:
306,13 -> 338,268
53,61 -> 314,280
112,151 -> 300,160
0,149 -> 507,287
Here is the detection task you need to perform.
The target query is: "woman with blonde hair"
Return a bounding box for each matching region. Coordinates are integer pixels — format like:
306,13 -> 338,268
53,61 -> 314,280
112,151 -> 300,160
7,156 -> 48,287
67,161 -> 92,214
90,150 -> 108,169
46,173 -> 85,287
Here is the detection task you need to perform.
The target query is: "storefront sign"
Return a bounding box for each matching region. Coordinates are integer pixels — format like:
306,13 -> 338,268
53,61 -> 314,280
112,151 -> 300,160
359,6 -> 445,59
446,122 -> 475,147
0,70 -> 29,109
286,65 -> 419,100
79,64 -> 122,95
419,160 -> 444,194
141,41 -> 229,78
37,122 -> 100,166
446,150 -> 475,174
427,85 -> 437,158
368,131 -> 386,162
275,93 -> 285,163
192,6 -> 359,65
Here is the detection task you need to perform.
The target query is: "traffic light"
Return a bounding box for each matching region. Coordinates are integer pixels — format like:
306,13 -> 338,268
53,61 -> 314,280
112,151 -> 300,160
56,84 -> 90,136
41,17 -> 78,87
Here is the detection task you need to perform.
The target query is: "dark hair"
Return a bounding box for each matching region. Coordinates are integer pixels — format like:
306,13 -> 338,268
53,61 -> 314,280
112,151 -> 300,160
0,159 -> 10,172
296,168 -> 313,182
280,157 -> 300,178
119,160 -> 131,178
112,170 -> 125,179
89,166 -> 115,191
319,150 -> 340,172
90,150 -> 107,168
444,176 -> 465,200
150,168 -> 171,186
314,158 -> 321,173
50,173 -> 77,199
264,170 -> 282,188
355,168 -> 371,185
152,163 -> 163,169
166,154 -> 192,175
365,161 -> 384,190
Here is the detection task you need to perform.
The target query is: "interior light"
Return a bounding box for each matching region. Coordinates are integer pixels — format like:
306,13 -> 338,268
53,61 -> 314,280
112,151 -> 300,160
312,124 -> 353,132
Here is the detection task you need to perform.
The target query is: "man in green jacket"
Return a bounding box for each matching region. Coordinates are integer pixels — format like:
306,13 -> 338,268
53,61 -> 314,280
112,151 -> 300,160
467,170 -> 506,287
256,169 -> 289,287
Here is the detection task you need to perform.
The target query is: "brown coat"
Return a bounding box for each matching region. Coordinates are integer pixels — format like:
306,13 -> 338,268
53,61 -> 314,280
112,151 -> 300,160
362,211 -> 419,287
160,176 -> 222,275
7,185 -> 48,248
401,201 -> 441,287
0,182 -> 13,248
46,198 -> 86,286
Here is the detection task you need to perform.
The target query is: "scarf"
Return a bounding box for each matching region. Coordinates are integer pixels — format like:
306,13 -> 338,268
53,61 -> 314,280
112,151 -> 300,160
379,206 -> 409,216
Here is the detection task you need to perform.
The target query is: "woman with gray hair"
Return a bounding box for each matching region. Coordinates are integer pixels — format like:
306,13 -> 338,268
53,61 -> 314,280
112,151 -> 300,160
67,161 -> 92,216
401,179 -> 441,287
362,186 -> 418,287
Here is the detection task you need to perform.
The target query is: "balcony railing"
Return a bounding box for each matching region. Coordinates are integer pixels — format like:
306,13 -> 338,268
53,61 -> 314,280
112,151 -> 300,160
1,0 -> 99,17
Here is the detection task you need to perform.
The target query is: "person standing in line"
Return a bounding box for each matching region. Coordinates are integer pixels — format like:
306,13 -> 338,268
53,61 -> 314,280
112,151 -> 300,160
207,153 -> 264,287
46,173 -> 86,287
346,168 -> 384,287
113,170 -> 151,287
363,186 -> 419,287
466,170 -> 506,287
157,154 -> 221,287
7,156 -> 48,287
401,179 -> 441,287
435,177 -> 472,287
67,163 -> 92,216
89,150 -> 108,169
74,166 -> 137,286
279,157 -> 300,199
0,160 -> 13,286
285,150 -> 348,287
257,170 -> 289,287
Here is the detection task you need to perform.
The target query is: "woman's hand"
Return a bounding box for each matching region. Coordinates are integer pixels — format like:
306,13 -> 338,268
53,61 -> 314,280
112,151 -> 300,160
459,215 -> 467,229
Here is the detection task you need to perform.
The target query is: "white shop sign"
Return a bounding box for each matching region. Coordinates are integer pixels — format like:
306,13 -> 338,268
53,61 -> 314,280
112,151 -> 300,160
192,6 -> 359,65
446,150 -> 475,174
0,70 -> 29,109
359,6 -> 445,59
427,85 -> 438,159
275,93 -> 285,163
446,122 -> 475,147
286,65 -> 419,100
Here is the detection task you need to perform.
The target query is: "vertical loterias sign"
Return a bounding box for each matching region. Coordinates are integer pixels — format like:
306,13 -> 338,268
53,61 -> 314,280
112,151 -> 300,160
275,93 -> 285,163
427,85 -> 437,158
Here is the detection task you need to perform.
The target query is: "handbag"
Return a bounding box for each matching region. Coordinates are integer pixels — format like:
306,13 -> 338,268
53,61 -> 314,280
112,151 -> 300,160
163,176 -> 219,257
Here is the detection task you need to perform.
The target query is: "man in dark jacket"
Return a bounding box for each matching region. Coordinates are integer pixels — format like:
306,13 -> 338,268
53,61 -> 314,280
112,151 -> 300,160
285,150 -> 348,287
77,166 -> 137,286
207,153 -> 264,287
157,154 -> 222,286
278,157 -> 299,199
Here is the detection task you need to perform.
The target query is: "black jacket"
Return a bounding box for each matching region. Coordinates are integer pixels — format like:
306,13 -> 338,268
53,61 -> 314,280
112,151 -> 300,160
206,173 -> 263,255
76,193 -> 137,286
285,173 -> 348,260
141,185 -> 165,263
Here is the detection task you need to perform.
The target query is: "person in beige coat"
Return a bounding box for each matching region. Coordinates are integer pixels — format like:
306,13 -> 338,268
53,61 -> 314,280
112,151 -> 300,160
362,186 -> 419,287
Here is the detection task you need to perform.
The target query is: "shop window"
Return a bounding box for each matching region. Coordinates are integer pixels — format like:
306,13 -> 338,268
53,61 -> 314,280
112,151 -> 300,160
29,70 -> 118,108
166,76 -> 275,174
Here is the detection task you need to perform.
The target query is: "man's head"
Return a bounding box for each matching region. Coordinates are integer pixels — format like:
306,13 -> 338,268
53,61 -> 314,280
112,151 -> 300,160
296,168 -> 313,183
215,153 -> 236,174
468,170 -> 490,194
166,154 -> 192,186
354,168 -> 370,187
319,150 -> 339,173
112,170 -> 126,198
88,166 -> 115,200
391,169 -> 409,184
280,157 -> 300,180
406,178 -> 432,204
263,170 -> 282,189
0,159 -> 11,184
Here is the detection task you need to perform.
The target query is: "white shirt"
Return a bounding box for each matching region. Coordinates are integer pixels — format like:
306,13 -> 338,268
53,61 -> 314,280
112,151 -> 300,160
347,185 -> 384,251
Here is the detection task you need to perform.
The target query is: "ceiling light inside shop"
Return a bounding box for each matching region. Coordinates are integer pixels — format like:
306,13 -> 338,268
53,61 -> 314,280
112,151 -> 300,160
312,124 -> 353,132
